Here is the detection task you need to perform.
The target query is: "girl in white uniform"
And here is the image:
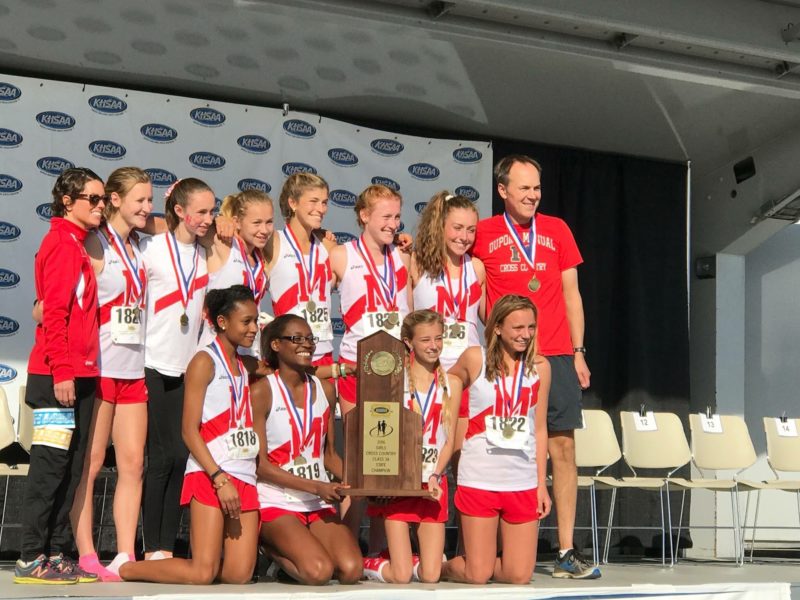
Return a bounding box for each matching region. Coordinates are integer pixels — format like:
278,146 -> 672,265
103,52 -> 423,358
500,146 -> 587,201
267,173 -> 344,380
363,310 -> 461,584
119,285 -> 260,583
67,168 -> 152,581
443,294 -> 551,585
140,178 -> 215,560
252,314 -> 362,585
330,184 -> 413,416
411,191 -> 485,370
200,189 -> 274,353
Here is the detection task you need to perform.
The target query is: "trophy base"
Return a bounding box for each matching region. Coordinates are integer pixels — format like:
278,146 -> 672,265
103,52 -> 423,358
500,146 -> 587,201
340,488 -> 433,497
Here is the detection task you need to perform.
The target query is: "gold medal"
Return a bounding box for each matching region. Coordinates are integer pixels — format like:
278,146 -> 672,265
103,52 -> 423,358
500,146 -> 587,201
528,276 -> 540,293
293,455 -> 307,466
387,312 -> 399,326
180,312 -> 189,327
306,300 -> 316,313
503,423 -> 515,439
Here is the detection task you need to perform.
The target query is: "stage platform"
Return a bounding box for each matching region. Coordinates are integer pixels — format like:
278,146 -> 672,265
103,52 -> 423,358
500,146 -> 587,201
0,561 -> 797,600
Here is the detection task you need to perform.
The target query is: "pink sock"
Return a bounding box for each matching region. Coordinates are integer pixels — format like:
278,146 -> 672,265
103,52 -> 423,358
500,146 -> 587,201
79,553 -> 122,583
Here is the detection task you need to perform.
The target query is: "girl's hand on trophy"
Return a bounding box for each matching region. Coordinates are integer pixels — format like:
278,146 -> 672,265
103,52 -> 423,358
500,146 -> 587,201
315,481 -> 347,503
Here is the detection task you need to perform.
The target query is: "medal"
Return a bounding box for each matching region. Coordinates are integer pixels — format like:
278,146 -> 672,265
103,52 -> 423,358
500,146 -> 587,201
355,236 -> 398,314
166,232 -> 200,329
503,213 -> 539,292
441,255 -> 468,321
306,300 -> 316,313
387,312 -> 399,326
494,359 -> 525,431
274,371 -> 313,466
293,455 -> 307,466
237,238 -> 267,303
283,226 -> 320,307
503,423 -> 515,439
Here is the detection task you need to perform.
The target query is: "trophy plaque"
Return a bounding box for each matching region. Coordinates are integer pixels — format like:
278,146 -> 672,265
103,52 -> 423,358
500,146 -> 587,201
342,330 -> 429,496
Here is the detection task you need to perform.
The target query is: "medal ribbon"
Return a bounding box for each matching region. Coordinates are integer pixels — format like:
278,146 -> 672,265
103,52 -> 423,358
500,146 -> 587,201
274,372 -> 313,458
412,370 -> 439,433
503,212 -> 537,274
494,359 -> 525,418
441,256 -> 468,321
356,236 -> 397,310
236,237 -> 267,303
283,226 -> 318,300
105,225 -> 145,305
209,337 -> 250,428
166,232 -> 199,313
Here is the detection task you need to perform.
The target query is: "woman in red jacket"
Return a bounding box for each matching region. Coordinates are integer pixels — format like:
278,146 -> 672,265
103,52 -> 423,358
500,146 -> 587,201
15,168 -> 106,585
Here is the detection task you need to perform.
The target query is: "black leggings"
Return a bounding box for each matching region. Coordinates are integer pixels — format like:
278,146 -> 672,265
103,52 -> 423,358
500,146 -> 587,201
20,374 -> 95,561
142,368 -> 188,553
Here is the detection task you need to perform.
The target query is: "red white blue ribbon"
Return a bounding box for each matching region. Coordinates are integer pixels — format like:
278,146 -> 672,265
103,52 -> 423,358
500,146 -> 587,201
282,226 -> 318,300
105,224 -> 145,304
235,237 -> 267,303
495,359 -> 525,418
355,236 -> 397,310
412,370 -> 439,432
441,255 -> 468,320
166,232 -> 199,312
503,212 -> 536,273
209,337 -> 249,428
274,372 -> 313,455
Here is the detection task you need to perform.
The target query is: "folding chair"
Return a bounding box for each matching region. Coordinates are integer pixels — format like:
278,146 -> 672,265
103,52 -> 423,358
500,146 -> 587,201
0,385 -> 30,548
670,413 -> 758,565
594,410 -> 691,566
574,409 -> 622,564
743,417 -> 800,561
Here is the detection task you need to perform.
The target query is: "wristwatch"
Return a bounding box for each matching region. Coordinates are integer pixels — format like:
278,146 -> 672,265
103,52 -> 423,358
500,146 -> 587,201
573,347 -> 587,354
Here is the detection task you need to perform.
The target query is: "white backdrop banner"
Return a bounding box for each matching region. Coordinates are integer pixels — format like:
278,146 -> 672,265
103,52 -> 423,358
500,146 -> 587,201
0,73 -> 492,416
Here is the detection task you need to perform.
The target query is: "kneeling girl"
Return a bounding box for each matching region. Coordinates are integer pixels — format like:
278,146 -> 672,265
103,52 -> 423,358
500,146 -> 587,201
253,314 -> 362,585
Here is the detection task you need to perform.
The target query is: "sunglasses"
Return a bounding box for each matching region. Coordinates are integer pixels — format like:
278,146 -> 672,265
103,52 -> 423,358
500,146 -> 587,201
279,335 -> 319,345
72,193 -> 110,207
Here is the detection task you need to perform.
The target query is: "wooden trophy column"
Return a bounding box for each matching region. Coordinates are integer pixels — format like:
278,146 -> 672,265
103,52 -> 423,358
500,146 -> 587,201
342,330 -> 427,496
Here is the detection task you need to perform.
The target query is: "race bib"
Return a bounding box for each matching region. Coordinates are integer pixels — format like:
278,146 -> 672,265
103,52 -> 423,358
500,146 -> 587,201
225,426 -> 259,460
283,458 -> 323,502
110,306 -> 142,345
297,304 -> 333,341
421,444 -> 439,482
364,310 -> 401,339
484,415 -> 531,450
441,320 -> 468,358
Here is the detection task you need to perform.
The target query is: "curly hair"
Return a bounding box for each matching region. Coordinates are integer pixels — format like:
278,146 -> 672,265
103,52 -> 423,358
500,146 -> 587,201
51,167 -> 103,217
414,190 -> 478,279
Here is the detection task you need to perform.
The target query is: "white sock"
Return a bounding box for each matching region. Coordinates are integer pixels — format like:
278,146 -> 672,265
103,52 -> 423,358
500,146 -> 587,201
558,548 -> 573,559
107,553 -> 133,575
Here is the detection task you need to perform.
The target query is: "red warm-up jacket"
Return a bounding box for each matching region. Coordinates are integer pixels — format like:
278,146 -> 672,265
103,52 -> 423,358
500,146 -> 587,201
27,217 -> 99,383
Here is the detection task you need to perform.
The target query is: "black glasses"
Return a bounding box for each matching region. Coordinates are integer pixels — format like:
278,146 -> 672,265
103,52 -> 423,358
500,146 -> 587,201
72,193 -> 110,206
279,335 -> 319,345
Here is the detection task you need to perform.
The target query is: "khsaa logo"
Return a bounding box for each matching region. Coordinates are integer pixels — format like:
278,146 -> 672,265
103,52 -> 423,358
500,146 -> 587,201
455,185 -> 480,202
35,203 -> 53,221
332,318 -> 345,337
141,123 -> 178,143
190,152 -> 226,171
36,156 -> 75,177
0,82 -> 22,102
88,95 -> 127,115
0,128 -> 22,148
0,174 -> 22,195
414,202 -> 428,214
89,140 -> 126,160
282,119 -> 316,139
145,168 -> 177,187
281,162 -> 317,176
329,189 -> 357,209
408,163 -> 440,181
36,111 -> 75,131
0,364 -> 17,383
0,221 -> 20,241
237,135 -> 270,154
328,148 -> 358,167
0,316 -> 19,336
237,179 -> 271,193
371,176 -> 400,192
370,138 -> 404,157
334,232 -> 357,245
0,268 -> 20,288
453,147 -> 483,164
190,107 -> 226,127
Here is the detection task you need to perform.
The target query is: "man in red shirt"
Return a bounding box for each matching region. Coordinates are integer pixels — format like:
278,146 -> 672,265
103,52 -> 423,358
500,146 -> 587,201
471,155 -> 598,579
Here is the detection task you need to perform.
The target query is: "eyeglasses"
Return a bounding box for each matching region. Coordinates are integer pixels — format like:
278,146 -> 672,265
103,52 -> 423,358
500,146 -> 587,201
72,193 -> 110,207
279,335 -> 319,345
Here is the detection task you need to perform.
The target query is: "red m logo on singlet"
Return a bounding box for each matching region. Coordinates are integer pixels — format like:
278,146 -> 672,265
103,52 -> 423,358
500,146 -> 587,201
294,261 -> 329,302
